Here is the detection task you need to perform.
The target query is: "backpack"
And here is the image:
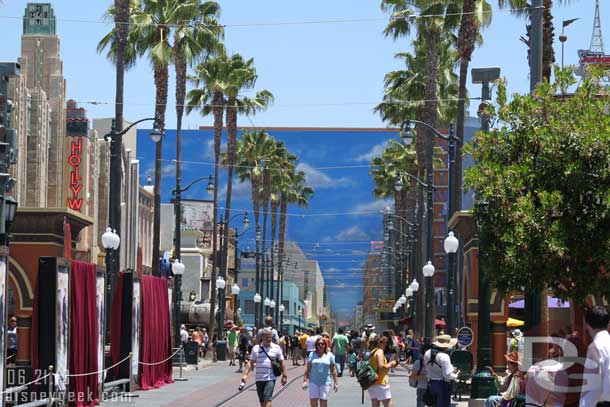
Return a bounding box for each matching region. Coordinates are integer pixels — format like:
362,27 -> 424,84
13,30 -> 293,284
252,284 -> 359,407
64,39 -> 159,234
356,349 -> 379,390
409,359 -> 424,388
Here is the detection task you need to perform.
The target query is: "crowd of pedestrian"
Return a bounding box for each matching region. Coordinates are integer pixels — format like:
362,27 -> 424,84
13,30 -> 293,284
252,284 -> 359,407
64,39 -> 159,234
178,305 -> 610,407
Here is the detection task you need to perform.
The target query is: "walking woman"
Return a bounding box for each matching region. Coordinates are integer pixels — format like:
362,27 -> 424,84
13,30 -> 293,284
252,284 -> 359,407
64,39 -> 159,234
303,337 -> 339,407
368,336 -> 399,407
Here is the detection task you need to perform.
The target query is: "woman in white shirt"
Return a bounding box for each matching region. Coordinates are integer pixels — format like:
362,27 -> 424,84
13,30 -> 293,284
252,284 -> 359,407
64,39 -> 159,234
423,335 -> 459,407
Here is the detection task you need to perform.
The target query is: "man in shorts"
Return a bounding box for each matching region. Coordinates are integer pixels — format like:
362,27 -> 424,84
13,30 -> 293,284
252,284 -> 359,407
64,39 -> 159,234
241,328 -> 288,407
227,325 -> 239,366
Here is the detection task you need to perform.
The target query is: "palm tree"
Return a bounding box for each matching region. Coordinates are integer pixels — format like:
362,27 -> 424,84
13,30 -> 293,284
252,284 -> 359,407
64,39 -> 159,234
222,55 -> 273,333
235,130 -> 277,326
454,0 -> 492,214
266,142 -> 296,324
100,0 -> 205,276
173,0 -> 221,267
187,52 -> 230,335
278,169 -> 313,325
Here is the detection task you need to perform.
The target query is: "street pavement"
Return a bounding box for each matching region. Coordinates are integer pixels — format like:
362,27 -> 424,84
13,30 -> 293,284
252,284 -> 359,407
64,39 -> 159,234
101,358 -> 471,407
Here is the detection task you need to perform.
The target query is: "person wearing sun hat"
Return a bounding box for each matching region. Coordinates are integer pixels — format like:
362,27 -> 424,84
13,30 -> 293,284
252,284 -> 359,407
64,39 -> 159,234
424,335 -> 459,406
484,351 -> 524,407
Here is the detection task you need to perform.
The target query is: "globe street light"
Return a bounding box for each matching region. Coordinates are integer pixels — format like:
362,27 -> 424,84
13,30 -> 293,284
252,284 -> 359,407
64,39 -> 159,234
444,231 -> 459,334
102,227 -> 120,344
422,261 -> 435,339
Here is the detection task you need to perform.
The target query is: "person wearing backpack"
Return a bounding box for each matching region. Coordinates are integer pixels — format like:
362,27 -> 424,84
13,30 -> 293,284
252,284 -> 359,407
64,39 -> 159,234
409,343 -> 430,407
367,335 -> 399,407
424,335 -> 459,407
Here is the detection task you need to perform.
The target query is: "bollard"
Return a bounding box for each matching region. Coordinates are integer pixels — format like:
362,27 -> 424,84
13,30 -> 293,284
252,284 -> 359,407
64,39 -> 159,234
175,347 -> 188,382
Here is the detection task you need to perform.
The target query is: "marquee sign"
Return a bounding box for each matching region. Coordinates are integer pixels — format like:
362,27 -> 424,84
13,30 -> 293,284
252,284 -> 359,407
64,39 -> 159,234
67,138 -> 83,211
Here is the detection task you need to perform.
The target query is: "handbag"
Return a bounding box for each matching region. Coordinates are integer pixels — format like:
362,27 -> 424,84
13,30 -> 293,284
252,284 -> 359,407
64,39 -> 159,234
260,345 -> 282,377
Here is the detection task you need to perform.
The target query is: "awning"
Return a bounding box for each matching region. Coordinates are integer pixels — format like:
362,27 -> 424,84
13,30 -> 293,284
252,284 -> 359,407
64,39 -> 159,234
509,295 -> 570,309
507,317 -> 525,328
435,319 -> 446,328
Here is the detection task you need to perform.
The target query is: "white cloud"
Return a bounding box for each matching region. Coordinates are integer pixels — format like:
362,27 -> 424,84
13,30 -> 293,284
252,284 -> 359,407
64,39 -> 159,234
202,139 -> 227,160
296,163 -> 351,189
353,199 -> 393,214
355,141 -> 389,162
162,163 -> 176,177
219,180 -> 251,201
335,226 -> 370,241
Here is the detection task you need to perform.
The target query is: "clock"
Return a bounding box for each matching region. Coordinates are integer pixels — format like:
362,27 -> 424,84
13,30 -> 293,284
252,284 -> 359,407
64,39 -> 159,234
24,3 -> 55,35
28,4 -> 49,26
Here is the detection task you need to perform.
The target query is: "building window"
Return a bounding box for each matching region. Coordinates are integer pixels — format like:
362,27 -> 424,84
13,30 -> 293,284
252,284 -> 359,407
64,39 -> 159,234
242,278 -> 248,288
245,300 -> 255,314
282,300 -> 289,313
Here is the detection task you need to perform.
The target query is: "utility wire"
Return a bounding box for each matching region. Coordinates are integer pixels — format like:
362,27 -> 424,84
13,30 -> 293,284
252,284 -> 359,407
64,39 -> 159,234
0,7 -> 538,29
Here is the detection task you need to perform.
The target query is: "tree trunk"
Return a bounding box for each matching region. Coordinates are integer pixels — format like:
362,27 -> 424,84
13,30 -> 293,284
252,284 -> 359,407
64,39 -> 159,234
219,103 -> 237,337
174,46 -> 186,261
208,92 -> 224,337
278,193 -> 288,331
422,27 -> 440,338
271,198 -> 279,325
251,176 -> 262,326
151,63 -> 168,277
542,0 -> 555,81
454,0 -> 478,216
261,170 -> 271,317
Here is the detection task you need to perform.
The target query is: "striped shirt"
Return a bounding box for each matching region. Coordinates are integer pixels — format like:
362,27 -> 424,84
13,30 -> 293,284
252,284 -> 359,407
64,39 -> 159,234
250,343 -> 284,382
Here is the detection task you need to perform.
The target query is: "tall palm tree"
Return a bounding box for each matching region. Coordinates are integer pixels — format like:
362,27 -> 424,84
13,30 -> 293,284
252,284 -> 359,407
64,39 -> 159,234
235,130 -> 277,326
266,142 -> 296,324
278,169 -> 313,324
221,55 -> 273,332
187,52 -> 230,335
454,0 -> 491,214
100,0 -> 203,276
381,0 -> 459,336
173,0 -> 221,267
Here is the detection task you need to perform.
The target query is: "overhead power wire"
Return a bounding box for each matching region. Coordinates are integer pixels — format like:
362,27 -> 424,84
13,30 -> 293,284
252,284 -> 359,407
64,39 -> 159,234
0,7 -> 539,29
8,96 -> 480,110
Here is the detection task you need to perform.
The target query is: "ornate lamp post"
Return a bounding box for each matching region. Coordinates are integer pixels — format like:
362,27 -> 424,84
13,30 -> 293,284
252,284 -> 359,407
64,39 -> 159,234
279,304 -> 285,333
422,261 -> 436,339
253,293 -> 262,327
102,227 -> 120,343
172,259 -> 185,348
443,231 -> 459,334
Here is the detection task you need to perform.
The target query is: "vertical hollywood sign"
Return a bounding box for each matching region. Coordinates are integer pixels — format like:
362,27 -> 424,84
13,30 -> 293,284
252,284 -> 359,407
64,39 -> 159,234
68,138 -> 83,211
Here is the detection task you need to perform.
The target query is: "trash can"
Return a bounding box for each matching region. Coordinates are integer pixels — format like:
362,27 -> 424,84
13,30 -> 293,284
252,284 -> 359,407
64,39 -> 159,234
184,340 -> 199,365
216,340 -> 227,361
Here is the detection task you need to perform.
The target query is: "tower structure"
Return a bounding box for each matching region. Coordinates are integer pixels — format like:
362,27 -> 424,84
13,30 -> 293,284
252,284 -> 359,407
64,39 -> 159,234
590,0 -> 605,53
577,0 -> 610,82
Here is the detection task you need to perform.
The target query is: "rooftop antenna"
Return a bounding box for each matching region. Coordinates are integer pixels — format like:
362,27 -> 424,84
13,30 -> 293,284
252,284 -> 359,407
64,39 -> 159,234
591,0 -> 605,54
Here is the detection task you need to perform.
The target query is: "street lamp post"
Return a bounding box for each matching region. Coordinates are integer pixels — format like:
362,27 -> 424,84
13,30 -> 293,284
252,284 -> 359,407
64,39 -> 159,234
105,117 -> 163,275
255,226 -> 262,327
409,279 -> 419,328
217,213 -> 249,337
470,67 -> 501,399
422,261 -> 436,339
171,259 -> 185,348
254,293 -> 262,327
102,227 -> 120,344
444,231 -> 459,335
279,304 -> 285,334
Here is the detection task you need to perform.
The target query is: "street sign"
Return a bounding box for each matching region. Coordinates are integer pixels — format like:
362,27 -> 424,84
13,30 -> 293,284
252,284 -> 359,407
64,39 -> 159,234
457,326 -> 474,348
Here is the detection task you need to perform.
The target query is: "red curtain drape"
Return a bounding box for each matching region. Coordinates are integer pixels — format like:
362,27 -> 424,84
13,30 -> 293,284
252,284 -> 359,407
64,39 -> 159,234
110,272 -> 125,377
69,261 -> 99,407
139,275 -> 173,390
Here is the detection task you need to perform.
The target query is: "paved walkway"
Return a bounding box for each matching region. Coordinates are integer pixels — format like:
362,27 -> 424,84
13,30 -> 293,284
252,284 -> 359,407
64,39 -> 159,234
100,358 -> 472,406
